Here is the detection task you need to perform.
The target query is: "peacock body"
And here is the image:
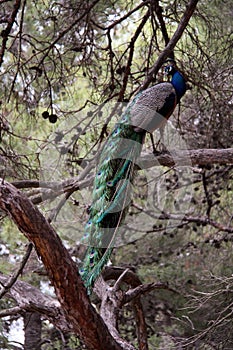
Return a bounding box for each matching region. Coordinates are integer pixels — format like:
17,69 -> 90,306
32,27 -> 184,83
79,64 -> 186,292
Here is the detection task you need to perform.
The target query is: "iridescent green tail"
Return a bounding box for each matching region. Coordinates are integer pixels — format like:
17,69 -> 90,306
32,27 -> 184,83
79,103 -> 145,292
79,65 -> 187,292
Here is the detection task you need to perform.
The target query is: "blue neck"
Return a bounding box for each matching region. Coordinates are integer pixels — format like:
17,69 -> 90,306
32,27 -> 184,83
171,71 -> 186,101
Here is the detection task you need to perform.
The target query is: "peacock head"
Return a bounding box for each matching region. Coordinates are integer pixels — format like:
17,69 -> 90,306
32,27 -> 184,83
164,64 -> 177,77
164,62 -> 187,101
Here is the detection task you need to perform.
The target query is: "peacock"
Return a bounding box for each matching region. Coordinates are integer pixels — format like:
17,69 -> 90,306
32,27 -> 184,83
79,62 -> 187,292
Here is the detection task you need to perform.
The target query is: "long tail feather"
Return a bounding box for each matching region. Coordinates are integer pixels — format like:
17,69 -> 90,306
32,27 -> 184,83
79,103 -> 145,292
79,64 -> 187,293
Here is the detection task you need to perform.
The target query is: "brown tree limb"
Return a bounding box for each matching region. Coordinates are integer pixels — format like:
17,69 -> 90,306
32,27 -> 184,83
102,267 -> 150,350
0,273 -> 70,331
139,148 -> 233,169
11,148 -> 233,193
132,298 -> 149,350
0,179 -> 130,350
140,0 -> 200,91
0,0 -> 22,68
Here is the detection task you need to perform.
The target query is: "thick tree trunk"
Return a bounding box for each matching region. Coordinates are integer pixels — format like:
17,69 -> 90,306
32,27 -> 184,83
0,179 -> 128,350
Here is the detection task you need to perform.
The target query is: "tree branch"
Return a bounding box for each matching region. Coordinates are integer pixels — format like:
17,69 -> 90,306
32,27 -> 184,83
154,1 -> 170,47
0,0 -> 22,68
11,148 -> 233,194
123,282 -> 178,305
94,277 -> 136,350
140,0 -> 200,91
0,306 -> 23,318
0,243 -> 33,299
102,267 -> 150,350
132,203 -> 233,234
118,9 -> 151,101
0,273 -> 70,331
139,148 -> 233,169
0,179 -> 127,350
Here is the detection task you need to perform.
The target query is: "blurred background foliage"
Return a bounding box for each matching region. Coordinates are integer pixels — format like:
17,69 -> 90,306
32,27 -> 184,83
0,0 -> 232,349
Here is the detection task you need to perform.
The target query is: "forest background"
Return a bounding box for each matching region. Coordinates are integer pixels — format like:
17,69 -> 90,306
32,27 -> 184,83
0,0 -> 232,349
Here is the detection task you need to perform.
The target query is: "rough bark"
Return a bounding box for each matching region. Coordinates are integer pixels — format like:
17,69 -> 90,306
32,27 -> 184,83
0,179 -> 130,350
139,148 -> 233,169
24,312 -> 42,350
0,272 -> 70,332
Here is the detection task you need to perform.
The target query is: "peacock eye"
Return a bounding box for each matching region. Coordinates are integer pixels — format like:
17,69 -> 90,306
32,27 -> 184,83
164,65 -> 174,75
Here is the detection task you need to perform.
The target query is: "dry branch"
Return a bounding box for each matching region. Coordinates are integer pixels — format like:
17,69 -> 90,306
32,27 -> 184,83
0,273 -> 69,331
0,0 -> 22,67
140,0 -> 200,91
0,179 -> 131,350
139,148 -> 233,168
11,148 -> 233,194
0,243 -> 33,299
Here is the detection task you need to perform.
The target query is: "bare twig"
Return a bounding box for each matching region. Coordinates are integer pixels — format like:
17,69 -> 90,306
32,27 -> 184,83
0,0 -> 22,68
123,282 -> 178,304
139,0 -> 200,91
0,243 -> 33,299
112,268 -> 130,292
118,9 -> 151,101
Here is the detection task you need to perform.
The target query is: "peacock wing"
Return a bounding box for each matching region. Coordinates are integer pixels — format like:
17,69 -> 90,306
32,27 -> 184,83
130,82 -> 177,133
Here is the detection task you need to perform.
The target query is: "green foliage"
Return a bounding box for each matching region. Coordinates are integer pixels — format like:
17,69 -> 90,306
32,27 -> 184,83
0,0 -> 232,348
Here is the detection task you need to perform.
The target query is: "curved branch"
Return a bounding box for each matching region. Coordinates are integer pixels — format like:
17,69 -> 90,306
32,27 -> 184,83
0,273 -> 69,331
0,179 -> 126,350
124,282 -> 178,304
0,0 -> 22,68
0,243 -> 33,299
140,0 -> 200,91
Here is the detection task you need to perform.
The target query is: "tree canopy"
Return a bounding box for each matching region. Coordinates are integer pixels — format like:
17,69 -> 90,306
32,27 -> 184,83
0,0 -> 233,349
